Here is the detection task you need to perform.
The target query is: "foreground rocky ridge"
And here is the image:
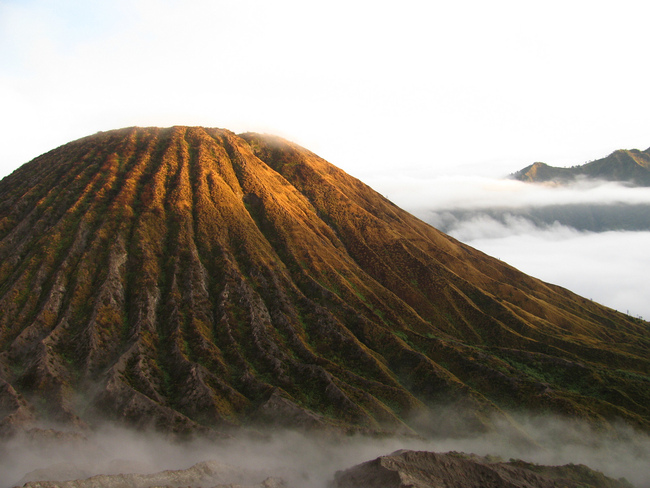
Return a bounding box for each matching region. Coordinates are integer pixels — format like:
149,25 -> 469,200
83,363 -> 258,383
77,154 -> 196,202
16,460 -> 281,488
0,126 -> 649,437
333,450 -> 633,488
14,450 -> 633,488
17,460 -> 286,488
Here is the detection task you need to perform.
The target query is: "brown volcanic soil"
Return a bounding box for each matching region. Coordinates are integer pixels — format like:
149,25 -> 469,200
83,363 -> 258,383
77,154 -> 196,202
17,459 -> 286,488
333,450 -> 633,488
0,126 -> 648,436
13,450 -> 634,488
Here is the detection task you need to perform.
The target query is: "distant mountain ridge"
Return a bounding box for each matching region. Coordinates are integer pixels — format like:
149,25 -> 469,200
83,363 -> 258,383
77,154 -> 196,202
424,145 -> 650,234
512,147 -> 650,186
0,127 -> 649,439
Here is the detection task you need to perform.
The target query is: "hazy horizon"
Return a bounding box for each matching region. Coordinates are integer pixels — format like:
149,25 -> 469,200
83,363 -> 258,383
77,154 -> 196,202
1,1 -> 650,182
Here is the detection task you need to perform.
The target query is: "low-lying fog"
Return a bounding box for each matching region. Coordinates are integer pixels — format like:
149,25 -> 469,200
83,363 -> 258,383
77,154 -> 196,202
369,175 -> 650,319
2,413 -> 649,488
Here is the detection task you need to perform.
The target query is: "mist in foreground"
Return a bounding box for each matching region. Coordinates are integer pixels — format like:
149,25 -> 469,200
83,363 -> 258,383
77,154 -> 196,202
2,411 -> 649,488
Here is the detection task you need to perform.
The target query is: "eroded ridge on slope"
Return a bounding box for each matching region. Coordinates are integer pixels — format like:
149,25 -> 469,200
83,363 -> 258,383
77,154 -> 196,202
0,127 -> 648,437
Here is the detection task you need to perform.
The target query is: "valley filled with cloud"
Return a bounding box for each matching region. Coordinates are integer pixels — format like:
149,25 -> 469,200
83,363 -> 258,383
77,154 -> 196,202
370,175 -> 650,320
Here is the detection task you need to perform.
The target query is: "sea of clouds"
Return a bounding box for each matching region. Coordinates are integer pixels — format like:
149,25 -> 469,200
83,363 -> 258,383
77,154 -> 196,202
368,175 -> 650,320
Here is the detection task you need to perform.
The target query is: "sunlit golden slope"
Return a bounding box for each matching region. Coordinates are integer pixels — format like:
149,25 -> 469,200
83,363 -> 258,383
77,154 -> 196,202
0,127 -> 648,436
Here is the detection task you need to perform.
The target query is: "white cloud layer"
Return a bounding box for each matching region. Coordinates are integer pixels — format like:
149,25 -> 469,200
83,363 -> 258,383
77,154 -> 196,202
368,175 -> 650,213
368,175 -> 650,319
465,228 -> 650,320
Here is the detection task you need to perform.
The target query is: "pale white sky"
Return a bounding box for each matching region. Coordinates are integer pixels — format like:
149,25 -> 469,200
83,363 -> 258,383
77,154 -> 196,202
1,0 -> 649,181
1,0 -> 649,318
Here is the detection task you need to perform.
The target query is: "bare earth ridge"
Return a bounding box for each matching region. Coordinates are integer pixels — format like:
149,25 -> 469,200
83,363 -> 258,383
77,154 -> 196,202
15,450 -> 632,488
0,126 -> 648,439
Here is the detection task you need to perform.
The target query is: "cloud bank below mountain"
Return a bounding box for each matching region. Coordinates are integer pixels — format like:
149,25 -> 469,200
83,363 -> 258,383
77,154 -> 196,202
371,175 -> 650,212
369,175 -> 650,319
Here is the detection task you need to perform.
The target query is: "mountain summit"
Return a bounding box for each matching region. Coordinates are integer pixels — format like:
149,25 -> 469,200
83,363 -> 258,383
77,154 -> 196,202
0,127 -> 648,437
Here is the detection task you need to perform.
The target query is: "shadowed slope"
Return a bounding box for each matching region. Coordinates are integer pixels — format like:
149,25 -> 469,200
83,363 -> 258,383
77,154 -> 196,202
0,127 -> 648,437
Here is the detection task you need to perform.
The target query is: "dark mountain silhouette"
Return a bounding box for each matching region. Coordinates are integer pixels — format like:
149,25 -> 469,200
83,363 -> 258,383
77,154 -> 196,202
0,127 -> 648,438
512,148 -> 650,186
